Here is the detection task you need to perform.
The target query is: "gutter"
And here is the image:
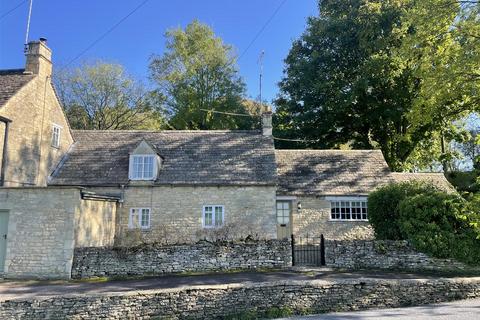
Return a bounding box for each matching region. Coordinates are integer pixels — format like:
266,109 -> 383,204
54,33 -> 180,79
0,116 -> 12,186
80,190 -> 121,202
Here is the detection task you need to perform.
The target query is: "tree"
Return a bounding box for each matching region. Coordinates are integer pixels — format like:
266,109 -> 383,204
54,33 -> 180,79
397,0 -> 480,171
274,0 -> 479,171
55,61 -> 164,130
274,0 -> 423,171
149,20 -> 254,130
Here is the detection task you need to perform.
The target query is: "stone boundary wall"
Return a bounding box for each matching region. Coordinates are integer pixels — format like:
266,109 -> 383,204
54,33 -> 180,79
1,277 -> 480,319
325,240 -> 467,271
72,240 -> 291,279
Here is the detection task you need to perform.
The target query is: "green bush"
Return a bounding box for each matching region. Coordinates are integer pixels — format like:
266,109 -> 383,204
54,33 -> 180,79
368,182 -> 439,240
398,191 -> 480,265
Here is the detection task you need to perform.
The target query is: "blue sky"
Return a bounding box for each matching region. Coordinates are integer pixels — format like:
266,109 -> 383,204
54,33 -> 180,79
0,0 -> 318,103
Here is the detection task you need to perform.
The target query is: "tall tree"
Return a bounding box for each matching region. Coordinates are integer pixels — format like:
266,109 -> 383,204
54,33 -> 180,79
149,20 -> 254,130
275,0 -> 479,171
396,0 -> 480,170
275,0 -> 421,171
55,61 -> 164,130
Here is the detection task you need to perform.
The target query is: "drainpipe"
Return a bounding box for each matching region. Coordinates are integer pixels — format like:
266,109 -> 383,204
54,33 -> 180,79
0,116 -> 12,187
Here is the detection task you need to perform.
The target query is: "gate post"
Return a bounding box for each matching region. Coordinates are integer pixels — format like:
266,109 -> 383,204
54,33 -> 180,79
320,234 -> 326,266
291,234 -> 295,266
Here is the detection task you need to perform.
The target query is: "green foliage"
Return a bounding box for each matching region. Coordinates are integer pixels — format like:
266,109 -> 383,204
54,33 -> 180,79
446,171 -> 480,193
149,20 -> 255,130
55,61 -> 164,130
398,191 -> 480,264
223,307 -> 294,320
274,0 -> 480,171
368,182 -> 438,240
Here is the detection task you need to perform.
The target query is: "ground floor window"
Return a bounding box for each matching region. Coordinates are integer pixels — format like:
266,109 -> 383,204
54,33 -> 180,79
129,208 -> 151,229
276,201 -> 291,225
329,198 -> 368,221
203,205 -> 224,228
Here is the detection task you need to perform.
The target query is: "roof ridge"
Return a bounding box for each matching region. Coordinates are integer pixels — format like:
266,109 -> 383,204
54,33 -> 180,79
73,129 -> 262,134
0,68 -> 27,75
276,149 -> 382,152
391,172 -> 444,175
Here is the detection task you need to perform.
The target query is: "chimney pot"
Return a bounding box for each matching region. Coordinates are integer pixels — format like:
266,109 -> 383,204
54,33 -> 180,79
262,111 -> 273,136
25,38 -> 52,76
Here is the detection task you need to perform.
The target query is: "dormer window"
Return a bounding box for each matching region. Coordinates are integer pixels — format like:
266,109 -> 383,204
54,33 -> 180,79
128,140 -> 162,181
130,155 -> 155,180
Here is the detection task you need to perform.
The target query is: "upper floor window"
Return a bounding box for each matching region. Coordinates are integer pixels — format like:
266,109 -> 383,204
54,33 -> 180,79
129,208 -> 151,229
203,205 -> 224,228
329,198 -> 368,221
51,124 -> 61,148
130,155 -> 155,180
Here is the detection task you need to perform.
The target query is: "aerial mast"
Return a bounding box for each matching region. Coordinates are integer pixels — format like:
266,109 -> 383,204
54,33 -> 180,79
24,0 -> 33,53
258,50 -> 265,110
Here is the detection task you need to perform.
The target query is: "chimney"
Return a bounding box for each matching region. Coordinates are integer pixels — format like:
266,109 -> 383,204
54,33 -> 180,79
262,109 -> 273,136
25,37 -> 52,77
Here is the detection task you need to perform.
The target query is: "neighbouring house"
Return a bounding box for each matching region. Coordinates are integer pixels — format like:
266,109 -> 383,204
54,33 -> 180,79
0,39 -> 453,279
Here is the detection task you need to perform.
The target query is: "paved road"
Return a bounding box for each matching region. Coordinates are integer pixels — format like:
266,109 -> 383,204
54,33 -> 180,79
278,298 -> 480,320
0,269 -> 455,301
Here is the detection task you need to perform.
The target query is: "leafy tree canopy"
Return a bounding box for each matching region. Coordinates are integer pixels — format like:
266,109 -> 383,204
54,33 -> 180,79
149,20 -> 255,130
55,61 -> 164,130
274,0 -> 479,171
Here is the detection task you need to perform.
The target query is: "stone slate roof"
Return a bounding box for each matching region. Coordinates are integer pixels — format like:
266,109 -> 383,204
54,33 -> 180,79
390,172 -> 454,192
276,150 -> 454,195
0,69 -> 35,107
276,150 -> 391,196
49,130 -> 277,187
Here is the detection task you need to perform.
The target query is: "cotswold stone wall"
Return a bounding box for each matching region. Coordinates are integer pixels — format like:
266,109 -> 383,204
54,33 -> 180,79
90,185 -> 277,245
0,75 -> 73,187
0,188 -> 80,279
325,240 -> 468,271
71,240 -> 291,279
1,277 -> 480,319
292,197 -> 374,240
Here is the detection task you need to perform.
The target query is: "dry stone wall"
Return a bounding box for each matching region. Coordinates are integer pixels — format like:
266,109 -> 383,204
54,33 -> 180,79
1,277 -> 480,319
325,240 -> 468,271
71,240 -> 291,279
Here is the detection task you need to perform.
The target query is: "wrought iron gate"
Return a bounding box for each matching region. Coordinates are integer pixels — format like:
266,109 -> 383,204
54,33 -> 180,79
291,234 -> 325,266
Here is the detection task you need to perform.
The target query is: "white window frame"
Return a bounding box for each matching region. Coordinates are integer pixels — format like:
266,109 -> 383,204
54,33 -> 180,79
51,124 -> 62,148
129,154 -> 156,180
202,205 -> 225,229
276,201 -> 291,225
128,208 -> 151,230
326,196 -> 368,221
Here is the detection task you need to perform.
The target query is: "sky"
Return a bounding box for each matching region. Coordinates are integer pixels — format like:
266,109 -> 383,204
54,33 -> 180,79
0,0 -> 318,103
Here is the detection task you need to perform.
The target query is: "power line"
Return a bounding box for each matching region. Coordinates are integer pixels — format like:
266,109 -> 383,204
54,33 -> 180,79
0,0 -> 28,20
238,0 -> 288,61
273,137 -> 319,143
200,109 -> 255,118
62,0 -> 151,69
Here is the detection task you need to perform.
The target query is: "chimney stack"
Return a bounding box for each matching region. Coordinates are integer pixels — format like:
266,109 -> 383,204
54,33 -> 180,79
25,38 -> 52,77
262,108 -> 273,136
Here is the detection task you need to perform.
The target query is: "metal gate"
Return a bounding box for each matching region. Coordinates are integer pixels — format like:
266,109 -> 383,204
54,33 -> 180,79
291,234 -> 325,266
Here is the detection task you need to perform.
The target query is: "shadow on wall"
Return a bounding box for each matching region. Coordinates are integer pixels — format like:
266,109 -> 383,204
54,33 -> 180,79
4,135 -> 54,186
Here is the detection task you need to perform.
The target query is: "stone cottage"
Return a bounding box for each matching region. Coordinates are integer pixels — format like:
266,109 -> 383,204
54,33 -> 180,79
0,39 -> 452,279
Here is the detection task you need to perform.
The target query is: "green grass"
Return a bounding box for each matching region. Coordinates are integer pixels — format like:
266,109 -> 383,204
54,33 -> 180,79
223,307 -> 294,320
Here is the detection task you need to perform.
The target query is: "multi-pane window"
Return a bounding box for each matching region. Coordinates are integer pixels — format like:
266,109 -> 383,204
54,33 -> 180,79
276,201 -> 291,225
131,155 -> 155,180
203,205 -> 224,228
330,199 -> 368,221
129,208 -> 151,229
51,124 -> 61,148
